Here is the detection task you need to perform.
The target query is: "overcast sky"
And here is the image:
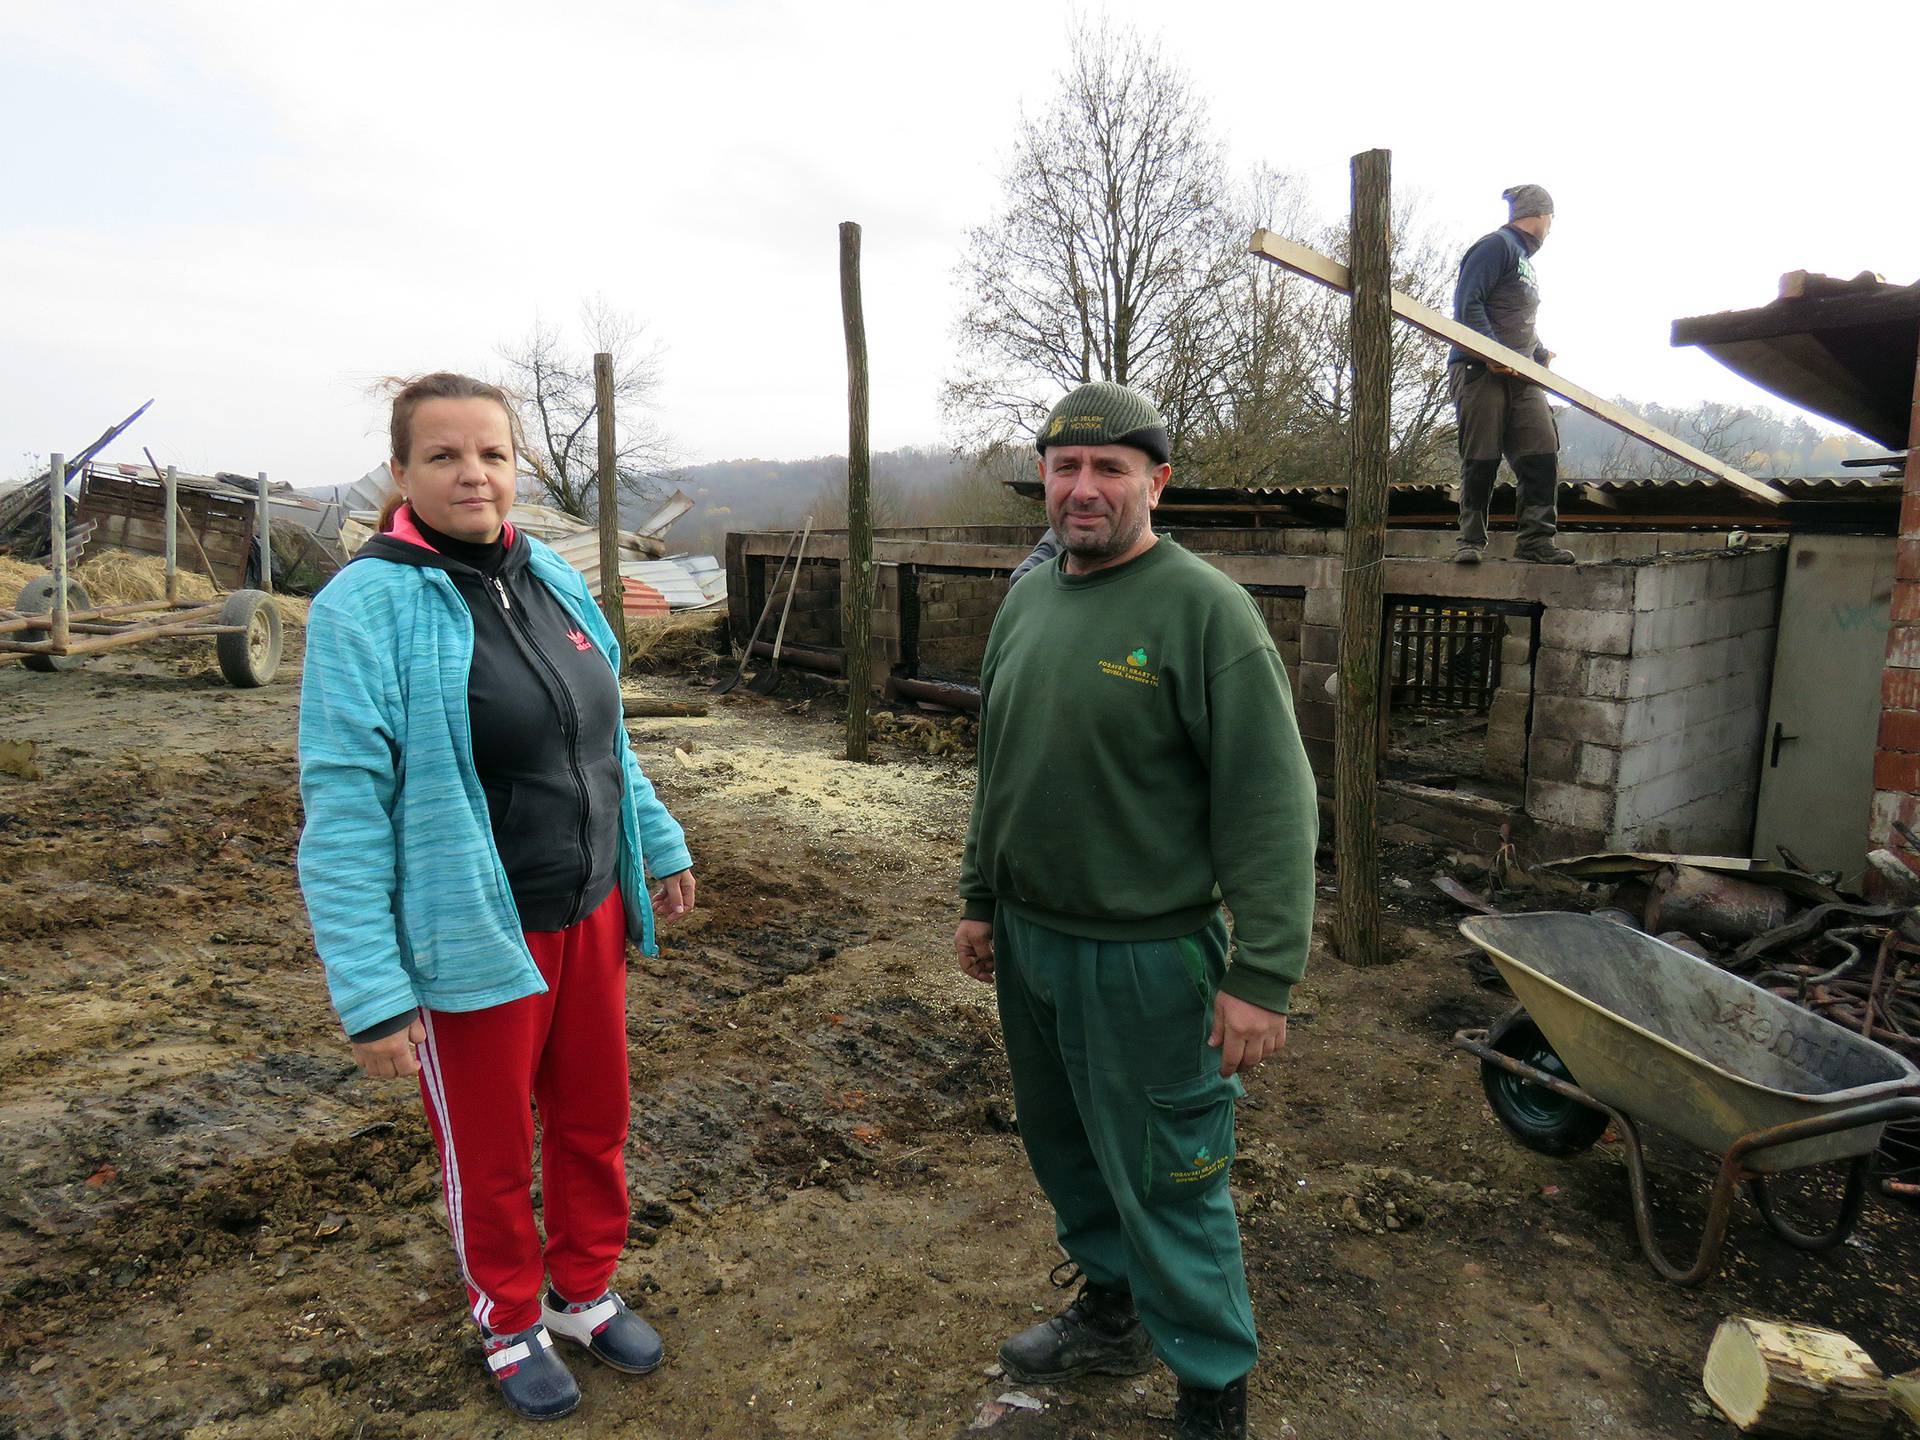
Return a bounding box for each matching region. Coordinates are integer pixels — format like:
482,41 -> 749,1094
3,0 -> 1915,487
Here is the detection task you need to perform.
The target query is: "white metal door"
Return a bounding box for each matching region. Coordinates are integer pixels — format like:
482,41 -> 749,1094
1752,534 -> 1895,885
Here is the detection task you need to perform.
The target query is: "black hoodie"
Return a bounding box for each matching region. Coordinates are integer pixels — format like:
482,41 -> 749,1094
355,519 -> 624,938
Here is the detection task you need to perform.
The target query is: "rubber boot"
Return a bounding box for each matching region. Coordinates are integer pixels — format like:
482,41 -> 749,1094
1511,453 -> 1573,563
1455,457 -> 1498,561
997,1274 -> 1155,1383
1176,1375 -> 1249,1439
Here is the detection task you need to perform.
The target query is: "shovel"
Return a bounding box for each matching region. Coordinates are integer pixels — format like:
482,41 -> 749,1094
713,527 -> 802,695
745,520 -> 812,695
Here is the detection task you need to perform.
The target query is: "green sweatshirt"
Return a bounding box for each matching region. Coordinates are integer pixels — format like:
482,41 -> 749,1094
959,538 -> 1319,1013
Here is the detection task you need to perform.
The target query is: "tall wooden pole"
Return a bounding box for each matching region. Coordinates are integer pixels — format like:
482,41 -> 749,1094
256,472 -> 272,593
163,465 -> 179,605
840,220 -> 874,762
593,352 -> 624,649
47,454 -> 69,653
1336,148 -> 1392,967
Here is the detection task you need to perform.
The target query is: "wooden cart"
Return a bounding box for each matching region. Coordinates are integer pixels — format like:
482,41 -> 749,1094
0,454 -> 282,687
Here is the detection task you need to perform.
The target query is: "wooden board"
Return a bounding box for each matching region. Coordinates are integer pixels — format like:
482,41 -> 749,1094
1248,228 -> 1789,507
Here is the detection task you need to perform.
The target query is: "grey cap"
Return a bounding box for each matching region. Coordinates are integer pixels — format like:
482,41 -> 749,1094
1503,184 -> 1554,220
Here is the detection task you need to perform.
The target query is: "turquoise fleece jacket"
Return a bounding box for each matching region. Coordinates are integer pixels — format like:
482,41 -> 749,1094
296,536 -> 692,1036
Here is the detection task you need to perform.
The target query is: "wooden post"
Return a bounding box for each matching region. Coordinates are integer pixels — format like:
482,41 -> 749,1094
163,465 -> 179,605
593,351 -> 625,649
1335,148 -> 1392,967
47,453 -> 69,653
840,220 -> 874,762
256,472 -> 272,593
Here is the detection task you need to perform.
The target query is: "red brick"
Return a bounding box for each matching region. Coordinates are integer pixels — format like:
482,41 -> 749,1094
1890,626 -> 1920,670
1894,584 -> 1920,625
1875,751 -> 1920,793
1885,667 -> 1920,710
1902,488 -> 1920,535
1899,539 -> 1920,582
1881,709 -> 1920,753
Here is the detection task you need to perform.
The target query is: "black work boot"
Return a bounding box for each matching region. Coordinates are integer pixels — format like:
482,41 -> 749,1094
1515,542 -> 1576,564
997,1268 -> 1154,1383
1175,1375 -> 1249,1439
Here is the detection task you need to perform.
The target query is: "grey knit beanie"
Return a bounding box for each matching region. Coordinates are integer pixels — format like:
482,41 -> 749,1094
1503,184 -> 1554,220
1035,381 -> 1170,464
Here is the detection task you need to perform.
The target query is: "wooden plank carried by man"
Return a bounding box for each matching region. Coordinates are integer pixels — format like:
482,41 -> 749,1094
1247,228 -> 1790,507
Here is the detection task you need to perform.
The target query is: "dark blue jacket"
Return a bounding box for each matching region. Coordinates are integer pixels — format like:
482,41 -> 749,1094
1449,224 -> 1548,367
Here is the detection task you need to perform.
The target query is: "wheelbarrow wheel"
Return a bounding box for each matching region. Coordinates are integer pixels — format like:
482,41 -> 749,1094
1480,1008 -> 1610,1157
215,590 -> 282,688
14,576 -> 93,672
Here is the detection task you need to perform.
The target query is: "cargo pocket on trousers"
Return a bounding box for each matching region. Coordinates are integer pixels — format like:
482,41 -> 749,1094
1143,1071 -> 1244,1204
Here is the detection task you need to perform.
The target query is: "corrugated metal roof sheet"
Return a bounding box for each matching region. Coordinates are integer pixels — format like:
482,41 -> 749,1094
619,559 -> 712,609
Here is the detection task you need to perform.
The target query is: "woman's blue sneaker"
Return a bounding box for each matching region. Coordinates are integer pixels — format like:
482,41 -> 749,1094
540,1288 -> 665,1375
482,1323 -> 579,1421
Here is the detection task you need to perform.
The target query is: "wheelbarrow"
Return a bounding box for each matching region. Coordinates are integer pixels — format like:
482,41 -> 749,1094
1453,911 -> 1920,1285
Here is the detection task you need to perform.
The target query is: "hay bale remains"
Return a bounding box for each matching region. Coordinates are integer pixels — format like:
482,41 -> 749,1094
624,610 -> 725,672
0,557 -> 45,601
73,551 -> 218,605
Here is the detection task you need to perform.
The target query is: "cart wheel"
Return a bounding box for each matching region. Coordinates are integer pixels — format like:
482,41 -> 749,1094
13,576 -> 93,672
1480,1008 -> 1611,1157
215,590 -> 282,688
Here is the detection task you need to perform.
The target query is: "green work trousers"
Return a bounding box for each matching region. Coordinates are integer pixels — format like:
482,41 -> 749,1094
993,905 -> 1258,1389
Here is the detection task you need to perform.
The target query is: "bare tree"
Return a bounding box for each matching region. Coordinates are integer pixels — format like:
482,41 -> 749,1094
945,27 -> 1460,495
1595,398 -> 1764,480
496,299 -> 674,519
945,19 -> 1234,450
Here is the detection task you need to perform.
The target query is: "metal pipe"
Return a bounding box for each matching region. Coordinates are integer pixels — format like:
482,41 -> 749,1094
748,638 -> 842,673
48,453 -> 68,652
886,673 -> 981,712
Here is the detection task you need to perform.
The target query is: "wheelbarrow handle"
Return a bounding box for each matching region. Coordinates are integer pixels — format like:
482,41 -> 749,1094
1724,1093 -> 1920,1172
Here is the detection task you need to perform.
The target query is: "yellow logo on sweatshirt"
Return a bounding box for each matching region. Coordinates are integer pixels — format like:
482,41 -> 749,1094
1098,647 -> 1159,687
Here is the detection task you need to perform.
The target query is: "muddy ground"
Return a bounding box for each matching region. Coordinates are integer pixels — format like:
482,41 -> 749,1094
1,631 -> 1916,1440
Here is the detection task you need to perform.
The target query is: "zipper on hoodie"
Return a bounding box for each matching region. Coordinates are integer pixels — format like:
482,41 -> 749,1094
482,574 -> 596,927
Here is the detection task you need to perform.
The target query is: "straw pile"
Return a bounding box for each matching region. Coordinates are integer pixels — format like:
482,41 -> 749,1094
0,551 -> 309,626
623,610 -> 724,672
74,551 -> 218,604
0,557 -> 43,602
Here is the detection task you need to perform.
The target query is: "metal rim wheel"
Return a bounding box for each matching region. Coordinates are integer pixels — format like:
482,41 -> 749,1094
1480,1008 -> 1611,1157
215,589 -> 282,688
13,575 -> 93,672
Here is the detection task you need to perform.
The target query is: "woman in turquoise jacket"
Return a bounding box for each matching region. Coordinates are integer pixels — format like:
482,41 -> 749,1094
298,372 -> 694,1421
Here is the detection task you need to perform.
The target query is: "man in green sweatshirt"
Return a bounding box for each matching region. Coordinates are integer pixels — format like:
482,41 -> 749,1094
954,381 -> 1318,1440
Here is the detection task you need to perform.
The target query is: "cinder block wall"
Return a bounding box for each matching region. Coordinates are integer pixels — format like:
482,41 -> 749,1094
722,525 -> 1786,860
918,573 -> 1011,672
1609,549 -> 1784,850
781,561 -> 843,648
1250,593 -> 1304,684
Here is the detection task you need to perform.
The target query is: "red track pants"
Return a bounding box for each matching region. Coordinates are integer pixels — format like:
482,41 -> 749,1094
415,887 -> 630,1335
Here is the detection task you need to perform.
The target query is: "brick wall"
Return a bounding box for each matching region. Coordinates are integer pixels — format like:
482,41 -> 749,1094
1869,376 -> 1920,859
